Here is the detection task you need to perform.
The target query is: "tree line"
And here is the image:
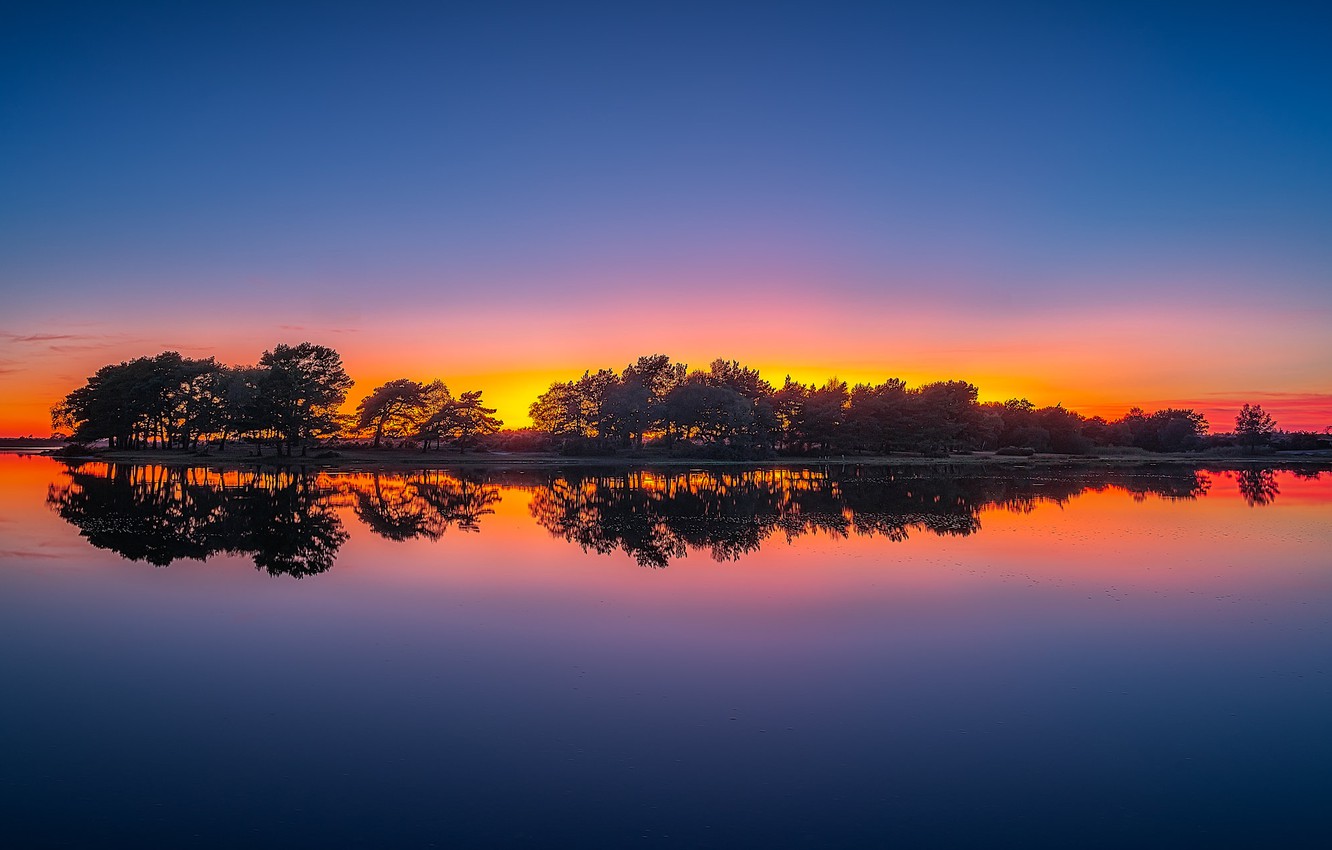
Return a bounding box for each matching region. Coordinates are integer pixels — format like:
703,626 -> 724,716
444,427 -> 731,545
52,342 -> 499,456
53,343 -> 1316,457
528,354 -> 1226,457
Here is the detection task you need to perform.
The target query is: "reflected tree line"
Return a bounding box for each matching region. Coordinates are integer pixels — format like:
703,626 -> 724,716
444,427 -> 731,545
46,464 -> 500,577
46,464 -> 348,577
522,466 -> 1223,567
47,462 -> 1321,575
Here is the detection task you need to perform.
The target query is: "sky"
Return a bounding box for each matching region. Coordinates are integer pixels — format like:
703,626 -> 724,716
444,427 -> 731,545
1,0 -> 1330,434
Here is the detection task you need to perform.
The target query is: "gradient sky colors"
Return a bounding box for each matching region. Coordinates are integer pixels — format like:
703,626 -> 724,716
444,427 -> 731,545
2,1 -> 1330,434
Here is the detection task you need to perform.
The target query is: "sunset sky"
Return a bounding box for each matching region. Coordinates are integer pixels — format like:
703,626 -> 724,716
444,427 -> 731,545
2,1 -> 1329,434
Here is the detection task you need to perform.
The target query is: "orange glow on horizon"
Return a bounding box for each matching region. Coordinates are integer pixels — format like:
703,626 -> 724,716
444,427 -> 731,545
2,298 -> 1329,435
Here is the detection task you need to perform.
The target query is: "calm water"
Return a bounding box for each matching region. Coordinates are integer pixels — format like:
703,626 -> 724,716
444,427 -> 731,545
2,454 -> 1330,848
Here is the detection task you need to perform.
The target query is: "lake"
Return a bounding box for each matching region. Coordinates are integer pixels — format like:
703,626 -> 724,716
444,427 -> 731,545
2,453 -> 1330,848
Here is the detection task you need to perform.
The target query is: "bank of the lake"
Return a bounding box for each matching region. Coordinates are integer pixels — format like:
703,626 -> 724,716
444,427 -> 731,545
34,443 -> 1332,472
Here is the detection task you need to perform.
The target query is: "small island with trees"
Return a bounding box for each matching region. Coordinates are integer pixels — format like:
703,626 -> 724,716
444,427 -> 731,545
44,342 -> 1331,467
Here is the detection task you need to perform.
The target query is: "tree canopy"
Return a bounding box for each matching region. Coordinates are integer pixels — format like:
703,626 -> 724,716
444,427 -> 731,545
256,343 -> 354,455
526,353 -> 1216,458
55,345 -> 1235,459
1234,403 -> 1277,453
356,379 -> 426,447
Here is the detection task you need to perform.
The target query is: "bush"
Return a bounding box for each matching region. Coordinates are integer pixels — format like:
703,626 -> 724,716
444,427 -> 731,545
669,441 -> 773,460
1276,432 -> 1332,451
45,443 -> 99,457
1092,445 -> 1153,457
483,428 -> 555,453
559,437 -> 618,456
995,446 -> 1036,457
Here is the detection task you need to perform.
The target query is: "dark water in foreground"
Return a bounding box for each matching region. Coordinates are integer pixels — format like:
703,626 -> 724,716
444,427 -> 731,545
1,454 -> 1330,848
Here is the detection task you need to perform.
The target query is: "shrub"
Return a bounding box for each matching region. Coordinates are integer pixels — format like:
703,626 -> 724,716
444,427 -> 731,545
559,437 -> 617,456
46,443 -> 99,457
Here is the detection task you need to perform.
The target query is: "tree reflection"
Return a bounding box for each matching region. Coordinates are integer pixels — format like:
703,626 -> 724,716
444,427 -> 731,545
233,474 -> 348,577
46,461 -> 1263,573
347,472 -> 500,541
46,464 -> 501,576
525,466 -> 1217,568
47,463 -> 349,577
1236,468 -> 1280,507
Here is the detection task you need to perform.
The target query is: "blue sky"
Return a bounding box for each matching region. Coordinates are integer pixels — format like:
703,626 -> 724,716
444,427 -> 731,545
1,0 -> 1329,431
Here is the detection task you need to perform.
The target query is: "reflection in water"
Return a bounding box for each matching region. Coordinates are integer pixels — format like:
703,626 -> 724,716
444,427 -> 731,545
525,467 -> 1215,567
1236,468 -> 1281,506
14,453 -> 1332,850
41,463 -> 1300,575
46,461 -> 1322,574
47,464 -> 349,577
526,469 -> 986,568
47,464 -> 498,577
349,471 -> 501,540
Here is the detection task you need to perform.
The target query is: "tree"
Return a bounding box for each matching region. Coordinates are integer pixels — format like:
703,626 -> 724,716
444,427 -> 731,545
1234,403 -> 1276,454
410,380 -> 455,450
529,369 -> 618,447
771,377 -> 809,450
255,343 -> 354,455
800,379 -> 849,453
1120,407 -> 1208,452
529,380 -> 586,439
601,380 -> 652,447
846,379 -> 911,453
422,390 -> 502,452
52,352 -> 225,450
1035,405 -> 1090,454
705,359 -> 772,400
54,359 -> 149,448
355,379 -> 426,447
214,366 -> 264,451
913,380 -> 983,453
663,380 -> 755,444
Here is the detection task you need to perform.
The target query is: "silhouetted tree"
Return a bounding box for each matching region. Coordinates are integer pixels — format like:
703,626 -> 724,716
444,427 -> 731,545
52,352 -> 225,450
255,342 -> 354,455
421,390 -> 502,452
214,365 -> 264,451
532,359 -> 692,452
53,360 -> 148,448
1035,404 -> 1091,454
529,380 -> 586,439
845,379 -> 912,453
798,379 -> 849,453
771,377 -> 809,450
356,379 -> 426,447
663,382 -> 735,441
1120,407 -> 1208,452
1234,403 -> 1276,454
601,380 -> 652,447
618,353 -> 687,446
529,370 -> 616,446
914,381 -> 985,453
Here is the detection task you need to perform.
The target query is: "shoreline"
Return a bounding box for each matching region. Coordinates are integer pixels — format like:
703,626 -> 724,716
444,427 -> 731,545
21,446 -> 1332,473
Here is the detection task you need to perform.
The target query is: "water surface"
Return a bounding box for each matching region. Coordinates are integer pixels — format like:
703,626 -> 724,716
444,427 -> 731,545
2,455 -> 1330,848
